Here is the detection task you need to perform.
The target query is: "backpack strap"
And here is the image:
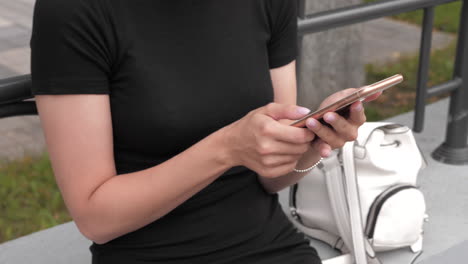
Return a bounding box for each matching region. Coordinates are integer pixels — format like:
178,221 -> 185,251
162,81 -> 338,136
322,151 -> 353,253
289,220 -> 349,253
354,122 -> 392,146
323,122 -> 388,263
342,141 -> 381,264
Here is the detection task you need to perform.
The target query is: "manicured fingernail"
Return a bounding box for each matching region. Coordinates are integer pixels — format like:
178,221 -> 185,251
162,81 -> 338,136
307,119 -> 318,128
324,113 -> 335,123
354,102 -> 363,112
297,107 -> 311,115
323,148 -> 331,157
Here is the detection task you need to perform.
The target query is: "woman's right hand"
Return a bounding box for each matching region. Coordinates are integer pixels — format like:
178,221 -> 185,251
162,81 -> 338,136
221,103 -> 316,178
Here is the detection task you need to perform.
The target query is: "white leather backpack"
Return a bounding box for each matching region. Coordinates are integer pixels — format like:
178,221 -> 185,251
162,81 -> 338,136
289,122 -> 428,264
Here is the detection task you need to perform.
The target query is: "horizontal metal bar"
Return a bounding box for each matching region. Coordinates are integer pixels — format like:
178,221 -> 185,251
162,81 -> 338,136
427,78 -> 462,98
299,0 -> 459,35
0,75 -> 32,105
0,101 -> 37,118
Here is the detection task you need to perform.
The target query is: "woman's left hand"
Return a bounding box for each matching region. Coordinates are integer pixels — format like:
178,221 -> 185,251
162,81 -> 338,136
305,88 -> 381,157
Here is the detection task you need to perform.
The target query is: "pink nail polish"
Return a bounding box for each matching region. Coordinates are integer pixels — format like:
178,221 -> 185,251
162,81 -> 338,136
324,113 -> 335,122
354,103 -> 363,112
297,107 -> 311,115
307,119 -> 318,128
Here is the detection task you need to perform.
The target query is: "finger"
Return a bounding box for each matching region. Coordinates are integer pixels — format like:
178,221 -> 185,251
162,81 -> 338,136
259,103 -> 311,121
319,142 -> 332,158
278,119 -> 295,125
261,154 -> 303,168
363,91 -> 382,102
323,112 -> 358,142
348,101 -> 366,126
259,140 -> 310,155
311,139 -> 332,158
272,141 -> 311,155
317,88 -> 358,109
306,118 -> 345,149
265,121 -> 316,144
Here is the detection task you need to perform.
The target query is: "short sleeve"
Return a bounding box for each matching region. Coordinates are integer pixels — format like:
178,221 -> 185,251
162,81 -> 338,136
267,0 -> 298,69
30,0 -> 115,95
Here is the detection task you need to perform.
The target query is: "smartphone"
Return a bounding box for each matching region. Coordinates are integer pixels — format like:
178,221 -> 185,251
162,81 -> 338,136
290,74 -> 403,128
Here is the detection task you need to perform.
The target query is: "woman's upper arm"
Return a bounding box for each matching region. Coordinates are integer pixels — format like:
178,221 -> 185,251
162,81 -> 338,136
267,0 -> 298,104
270,60 -> 297,105
35,94 -> 116,219
30,0 -> 118,219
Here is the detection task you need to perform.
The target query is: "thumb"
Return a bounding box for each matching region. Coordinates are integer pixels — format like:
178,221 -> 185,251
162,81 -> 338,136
259,103 -> 311,121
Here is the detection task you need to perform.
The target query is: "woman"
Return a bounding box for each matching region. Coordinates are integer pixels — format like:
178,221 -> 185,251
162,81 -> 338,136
30,0 -> 375,263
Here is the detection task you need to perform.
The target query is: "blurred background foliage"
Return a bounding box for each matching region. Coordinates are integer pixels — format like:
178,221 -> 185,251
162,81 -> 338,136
0,153 -> 71,243
364,0 -> 460,120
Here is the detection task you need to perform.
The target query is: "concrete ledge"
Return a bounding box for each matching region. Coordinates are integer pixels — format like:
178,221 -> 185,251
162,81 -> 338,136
420,240 -> 468,264
0,222 -> 90,264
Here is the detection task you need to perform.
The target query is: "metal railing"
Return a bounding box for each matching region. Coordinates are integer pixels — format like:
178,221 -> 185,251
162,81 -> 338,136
296,0 -> 468,165
0,75 -> 36,118
0,0 -> 467,164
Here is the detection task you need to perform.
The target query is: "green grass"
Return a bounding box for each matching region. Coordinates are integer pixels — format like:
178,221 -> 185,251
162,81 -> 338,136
363,0 -> 460,120
365,40 -> 456,121
364,0 -> 462,33
0,153 -> 71,243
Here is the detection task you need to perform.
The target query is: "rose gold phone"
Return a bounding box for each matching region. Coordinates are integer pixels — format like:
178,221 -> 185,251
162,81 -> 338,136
290,74 -> 403,128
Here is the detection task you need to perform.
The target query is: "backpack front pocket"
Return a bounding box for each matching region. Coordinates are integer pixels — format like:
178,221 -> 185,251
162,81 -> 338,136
365,184 -> 426,251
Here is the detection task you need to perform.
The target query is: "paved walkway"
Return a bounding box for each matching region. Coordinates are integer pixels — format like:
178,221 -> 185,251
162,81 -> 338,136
0,0 -> 457,162
0,0 -> 33,78
363,18 -> 455,65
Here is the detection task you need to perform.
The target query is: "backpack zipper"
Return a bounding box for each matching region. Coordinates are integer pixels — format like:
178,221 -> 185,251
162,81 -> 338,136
289,183 -> 303,223
365,184 -> 416,238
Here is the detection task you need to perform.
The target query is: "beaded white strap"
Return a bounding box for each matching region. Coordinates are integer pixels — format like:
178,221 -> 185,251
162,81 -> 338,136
293,157 -> 324,173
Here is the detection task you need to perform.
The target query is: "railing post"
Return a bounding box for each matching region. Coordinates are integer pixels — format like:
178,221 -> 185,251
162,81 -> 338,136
296,0 -> 306,88
413,7 -> 435,133
432,0 -> 468,165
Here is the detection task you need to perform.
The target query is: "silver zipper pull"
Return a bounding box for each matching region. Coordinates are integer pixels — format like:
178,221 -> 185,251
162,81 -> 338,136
424,214 -> 429,222
290,207 -> 299,219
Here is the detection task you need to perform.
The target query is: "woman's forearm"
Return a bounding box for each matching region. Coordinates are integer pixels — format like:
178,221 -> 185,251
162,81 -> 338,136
258,146 -> 322,194
75,128 -> 232,244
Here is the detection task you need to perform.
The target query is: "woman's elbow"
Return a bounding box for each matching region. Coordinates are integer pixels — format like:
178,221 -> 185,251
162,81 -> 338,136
74,221 -> 109,244
73,212 -> 115,244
